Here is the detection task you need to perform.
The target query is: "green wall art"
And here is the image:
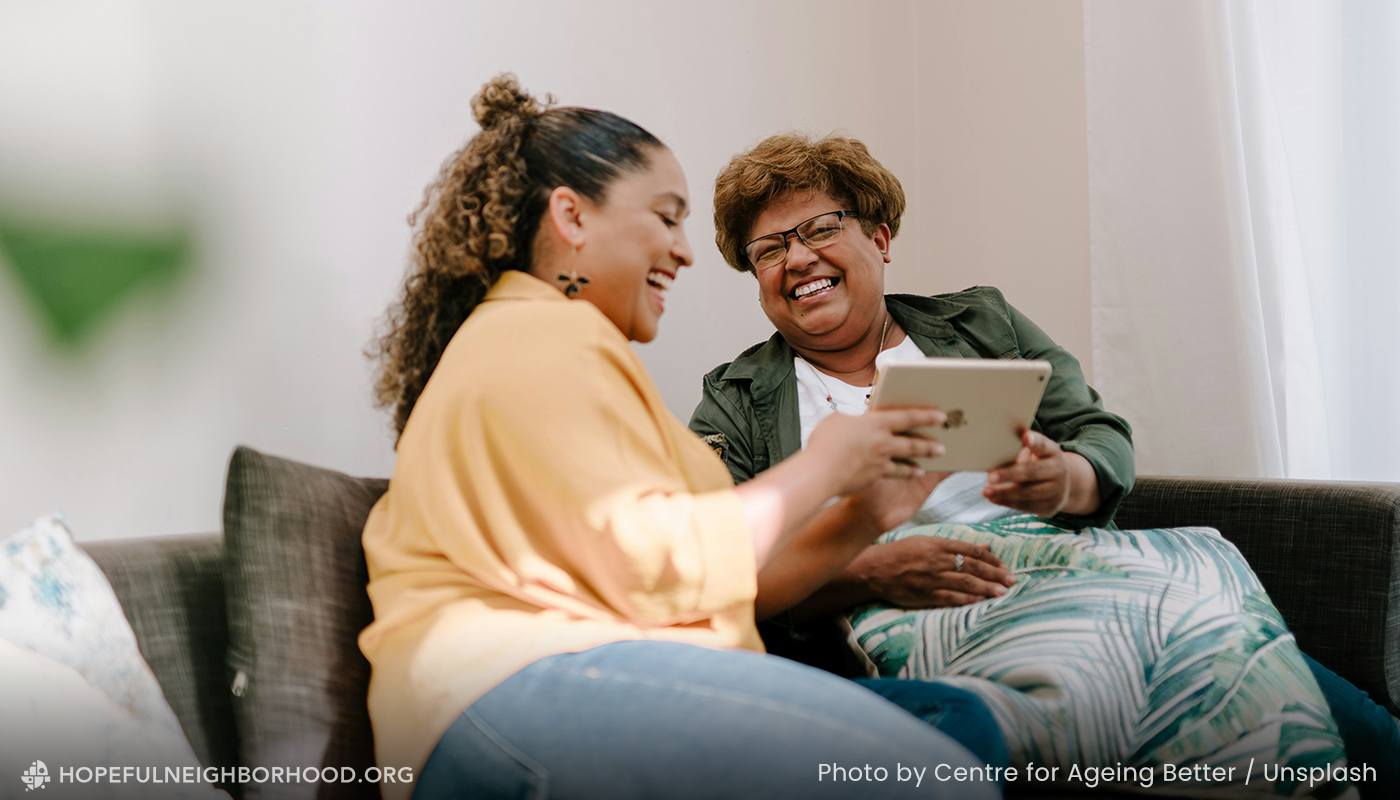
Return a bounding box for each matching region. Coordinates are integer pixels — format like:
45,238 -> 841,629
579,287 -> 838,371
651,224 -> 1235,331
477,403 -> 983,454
0,214 -> 190,346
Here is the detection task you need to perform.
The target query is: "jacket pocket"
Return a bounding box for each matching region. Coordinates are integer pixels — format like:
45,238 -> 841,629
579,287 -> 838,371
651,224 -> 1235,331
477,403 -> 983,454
985,332 -> 1020,359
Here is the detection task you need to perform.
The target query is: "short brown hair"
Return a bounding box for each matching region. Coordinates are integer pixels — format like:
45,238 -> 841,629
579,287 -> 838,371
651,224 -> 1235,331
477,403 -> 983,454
712,133 -> 905,273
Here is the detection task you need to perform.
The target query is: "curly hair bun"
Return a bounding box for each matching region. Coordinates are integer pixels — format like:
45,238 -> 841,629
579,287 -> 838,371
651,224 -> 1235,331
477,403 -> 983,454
472,73 -> 544,130
375,76 -> 660,438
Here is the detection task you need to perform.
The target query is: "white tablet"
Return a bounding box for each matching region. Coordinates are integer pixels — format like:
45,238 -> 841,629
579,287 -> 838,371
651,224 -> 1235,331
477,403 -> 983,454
868,357 -> 1052,472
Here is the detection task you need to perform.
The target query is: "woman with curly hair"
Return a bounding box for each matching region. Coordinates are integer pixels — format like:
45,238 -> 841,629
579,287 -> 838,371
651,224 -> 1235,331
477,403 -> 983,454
358,76 -> 1003,800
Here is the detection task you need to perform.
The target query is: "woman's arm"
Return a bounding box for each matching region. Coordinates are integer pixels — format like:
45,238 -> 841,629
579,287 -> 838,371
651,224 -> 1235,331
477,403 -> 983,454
748,495 -> 886,620
989,294 -> 1135,526
689,352 -> 1012,619
688,366 -> 761,487
982,429 -> 1102,517
768,536 -> 1013,622
734,409 -> 948,568
749,476 -> 1013,621
451,318 -> 949,628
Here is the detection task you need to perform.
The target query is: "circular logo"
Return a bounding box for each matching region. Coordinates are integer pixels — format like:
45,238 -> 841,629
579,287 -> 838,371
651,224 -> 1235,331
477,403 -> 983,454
22,760 -> 50,791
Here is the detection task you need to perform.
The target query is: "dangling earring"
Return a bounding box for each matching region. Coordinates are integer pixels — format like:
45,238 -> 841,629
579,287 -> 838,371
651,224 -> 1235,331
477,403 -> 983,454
556,242 -> 591,298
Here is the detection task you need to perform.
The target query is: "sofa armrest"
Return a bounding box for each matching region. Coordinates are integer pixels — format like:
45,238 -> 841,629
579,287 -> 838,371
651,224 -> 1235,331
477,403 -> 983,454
82,534 -> 239,774
1115,476 -> 1400,713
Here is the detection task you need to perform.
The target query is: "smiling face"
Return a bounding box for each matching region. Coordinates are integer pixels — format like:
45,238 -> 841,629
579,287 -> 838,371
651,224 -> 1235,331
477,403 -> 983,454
570,146 -> 694,343
749,190 -> 891,355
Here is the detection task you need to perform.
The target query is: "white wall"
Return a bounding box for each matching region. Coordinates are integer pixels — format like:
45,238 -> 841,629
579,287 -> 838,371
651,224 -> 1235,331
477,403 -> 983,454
0,0 -> 1093,540
903,0 -> 1093,381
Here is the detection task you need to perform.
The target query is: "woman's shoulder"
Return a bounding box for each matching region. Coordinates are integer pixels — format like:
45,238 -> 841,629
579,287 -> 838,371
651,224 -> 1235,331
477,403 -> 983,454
468,294 -> 627,356
888,285 -> 1012,318
945,285 -> 1010,307
888,287 -> 1036,357
424,295 -> 634,402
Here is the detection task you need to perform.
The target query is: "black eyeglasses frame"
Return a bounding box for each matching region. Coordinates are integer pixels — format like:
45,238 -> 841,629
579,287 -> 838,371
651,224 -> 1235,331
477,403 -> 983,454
742,210 -> 861,271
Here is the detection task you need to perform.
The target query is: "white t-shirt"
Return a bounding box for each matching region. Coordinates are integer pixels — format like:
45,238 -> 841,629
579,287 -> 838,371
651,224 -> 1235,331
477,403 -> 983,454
793,337 -> 1015,528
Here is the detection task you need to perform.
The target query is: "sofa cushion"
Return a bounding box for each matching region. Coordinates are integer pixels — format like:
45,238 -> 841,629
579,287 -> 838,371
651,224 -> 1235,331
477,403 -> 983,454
84,533 -> 238,776
222,446 -> 387,800
1116,476 -> 1400,713
847,515 -> 1348,794
1,515 -> 225,799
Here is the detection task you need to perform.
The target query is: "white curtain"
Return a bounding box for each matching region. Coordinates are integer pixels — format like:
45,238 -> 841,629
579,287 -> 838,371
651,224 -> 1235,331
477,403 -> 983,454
1084,0 -> 1400,481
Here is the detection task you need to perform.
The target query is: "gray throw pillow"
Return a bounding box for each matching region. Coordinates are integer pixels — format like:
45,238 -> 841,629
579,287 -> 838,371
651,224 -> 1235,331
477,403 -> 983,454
222,446 -> 388,800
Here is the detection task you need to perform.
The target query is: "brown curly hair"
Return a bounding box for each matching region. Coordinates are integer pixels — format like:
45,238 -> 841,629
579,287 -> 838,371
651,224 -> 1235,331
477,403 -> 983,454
370,74 -> 663,438
712,133 -> 905,273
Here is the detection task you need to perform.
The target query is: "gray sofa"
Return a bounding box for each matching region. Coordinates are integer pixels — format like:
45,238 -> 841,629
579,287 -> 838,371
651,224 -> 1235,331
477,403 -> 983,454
80,447 -> 1400,798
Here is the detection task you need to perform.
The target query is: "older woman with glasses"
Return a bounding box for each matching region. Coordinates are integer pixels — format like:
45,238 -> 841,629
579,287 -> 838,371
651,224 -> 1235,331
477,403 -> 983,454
690,132 -> 1399,798
693,135 -> 1132,629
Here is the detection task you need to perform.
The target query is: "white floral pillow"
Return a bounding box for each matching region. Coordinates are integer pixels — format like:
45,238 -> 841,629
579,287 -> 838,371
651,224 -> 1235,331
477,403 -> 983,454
0,514 -> 225,798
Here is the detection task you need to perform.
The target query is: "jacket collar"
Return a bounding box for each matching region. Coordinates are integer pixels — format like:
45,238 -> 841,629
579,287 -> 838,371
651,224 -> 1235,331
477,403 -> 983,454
718,333 -> 796,399
885,293 -> 969,337
718,293 -> 972,398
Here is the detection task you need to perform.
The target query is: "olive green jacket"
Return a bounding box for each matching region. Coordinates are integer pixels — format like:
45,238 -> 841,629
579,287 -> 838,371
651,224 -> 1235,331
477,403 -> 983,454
688,286 -> 1135,529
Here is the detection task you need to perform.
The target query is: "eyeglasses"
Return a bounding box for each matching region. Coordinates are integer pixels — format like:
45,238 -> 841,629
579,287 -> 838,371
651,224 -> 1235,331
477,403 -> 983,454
742,210 -> 859,272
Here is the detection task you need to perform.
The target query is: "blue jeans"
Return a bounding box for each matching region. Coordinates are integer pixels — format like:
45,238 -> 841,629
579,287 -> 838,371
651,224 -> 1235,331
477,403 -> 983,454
849,654 -> 1394,797
853,677 -> 1009,782
1303,653 -> 1400,799
414,641 -> 1004,800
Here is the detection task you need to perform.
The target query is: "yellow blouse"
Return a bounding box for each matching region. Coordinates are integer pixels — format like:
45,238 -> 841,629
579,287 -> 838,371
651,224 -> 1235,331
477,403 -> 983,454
359,270 -> 761,798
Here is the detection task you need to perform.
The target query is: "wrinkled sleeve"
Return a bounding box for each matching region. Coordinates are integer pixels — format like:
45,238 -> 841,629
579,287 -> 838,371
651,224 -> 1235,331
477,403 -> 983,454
454,328 -> 755,626
1003,296 -> 1136,528
688,369 -> 759,485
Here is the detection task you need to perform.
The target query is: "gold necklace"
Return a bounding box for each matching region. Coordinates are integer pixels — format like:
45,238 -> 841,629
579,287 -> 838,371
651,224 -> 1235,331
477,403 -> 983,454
802,313 -> 892,411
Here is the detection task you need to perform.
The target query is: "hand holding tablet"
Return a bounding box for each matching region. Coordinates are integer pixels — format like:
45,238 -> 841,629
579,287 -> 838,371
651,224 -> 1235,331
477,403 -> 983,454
868,357 -> 1053,472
